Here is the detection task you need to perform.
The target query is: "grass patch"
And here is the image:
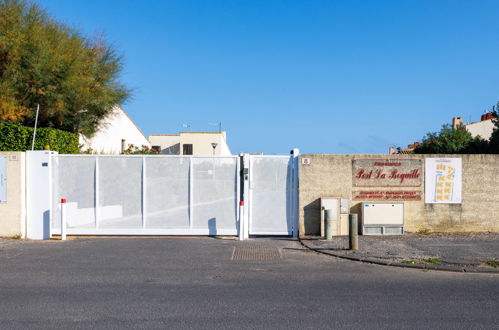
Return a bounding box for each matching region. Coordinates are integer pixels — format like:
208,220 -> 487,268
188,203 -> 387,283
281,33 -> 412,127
401,258 -> 442,265
401,260 -> 418,265
482,260 -> 499,268
6,234 -> 22,240
424,258 -> 442,265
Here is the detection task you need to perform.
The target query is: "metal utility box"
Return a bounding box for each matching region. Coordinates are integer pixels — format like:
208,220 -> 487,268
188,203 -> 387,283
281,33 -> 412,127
361,203 -> 404,235
320,197 -> 348,237
340,199 -> 350,214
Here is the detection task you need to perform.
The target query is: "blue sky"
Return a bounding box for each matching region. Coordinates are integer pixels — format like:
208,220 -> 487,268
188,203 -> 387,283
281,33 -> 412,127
38,0 -> 499,154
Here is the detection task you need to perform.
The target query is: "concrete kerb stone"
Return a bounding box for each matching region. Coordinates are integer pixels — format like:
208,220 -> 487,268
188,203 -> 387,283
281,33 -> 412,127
298,238 -> 499,274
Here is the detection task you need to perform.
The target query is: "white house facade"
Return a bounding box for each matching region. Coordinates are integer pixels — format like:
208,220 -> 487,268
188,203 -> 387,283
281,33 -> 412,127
452,113 -> 496,140
79,105 -> 151,154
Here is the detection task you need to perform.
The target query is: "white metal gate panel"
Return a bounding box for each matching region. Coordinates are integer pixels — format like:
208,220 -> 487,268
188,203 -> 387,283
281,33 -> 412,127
248,155 -> 297,236
51,155 -> 239,235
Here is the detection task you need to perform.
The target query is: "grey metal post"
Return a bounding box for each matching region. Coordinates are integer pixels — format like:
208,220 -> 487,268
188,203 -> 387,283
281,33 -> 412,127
325,209 -> 334,240
349,214 -> 358,250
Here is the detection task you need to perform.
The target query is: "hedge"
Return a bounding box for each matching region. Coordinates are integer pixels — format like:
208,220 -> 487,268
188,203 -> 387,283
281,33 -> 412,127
0,122 -> 80,154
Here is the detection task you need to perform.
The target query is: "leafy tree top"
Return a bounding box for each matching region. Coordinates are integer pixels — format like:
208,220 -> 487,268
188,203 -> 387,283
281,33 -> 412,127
413,124 -> 490,154
0,0 -> 129,136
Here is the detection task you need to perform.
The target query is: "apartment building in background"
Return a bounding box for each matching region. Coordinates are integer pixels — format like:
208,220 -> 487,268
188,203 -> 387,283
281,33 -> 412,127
149,131 -> 232,156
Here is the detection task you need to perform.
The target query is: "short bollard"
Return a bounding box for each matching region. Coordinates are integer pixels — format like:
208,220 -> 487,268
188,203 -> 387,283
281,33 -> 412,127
349,213 -> 358,250
325,209 -> 334,240
61,198 -> 67,241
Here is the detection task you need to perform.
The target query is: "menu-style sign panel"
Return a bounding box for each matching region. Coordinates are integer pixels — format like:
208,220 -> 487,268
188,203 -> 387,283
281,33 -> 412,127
353,190 -> 422,201
353,159 -> 422,187
425,158 -> 462,204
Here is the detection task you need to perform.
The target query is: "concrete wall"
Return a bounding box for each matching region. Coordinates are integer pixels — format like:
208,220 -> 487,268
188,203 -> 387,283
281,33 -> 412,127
299,154 -> 499,236
80,105 -> 151,154
0,152 -> 25,237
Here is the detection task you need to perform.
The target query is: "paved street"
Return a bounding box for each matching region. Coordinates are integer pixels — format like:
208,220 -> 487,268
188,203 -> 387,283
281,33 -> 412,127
0,237 -> 498,329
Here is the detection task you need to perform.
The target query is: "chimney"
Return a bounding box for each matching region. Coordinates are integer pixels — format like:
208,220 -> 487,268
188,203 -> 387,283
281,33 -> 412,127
484,112 -> 495,120
452,117 -> 462,129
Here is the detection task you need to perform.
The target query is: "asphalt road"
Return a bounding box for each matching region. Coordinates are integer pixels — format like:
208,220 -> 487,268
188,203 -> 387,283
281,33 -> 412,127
0,237 -> 497,329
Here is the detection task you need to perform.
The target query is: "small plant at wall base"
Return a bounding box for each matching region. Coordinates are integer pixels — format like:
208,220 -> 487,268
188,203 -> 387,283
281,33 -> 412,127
416,228 -> 432,235
482,260 -> 499,268
401,260 -> 418,265
424,258 -> 442,265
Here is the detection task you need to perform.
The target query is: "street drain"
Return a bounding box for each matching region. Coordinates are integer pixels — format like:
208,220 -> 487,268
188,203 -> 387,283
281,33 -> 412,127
232,245 -> 281,260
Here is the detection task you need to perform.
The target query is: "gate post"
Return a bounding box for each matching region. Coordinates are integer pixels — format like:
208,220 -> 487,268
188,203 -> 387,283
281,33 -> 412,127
26,150 -> 57,240
238,153 -> 244,240
60,198 -> 67,240
241,153 -> 250,240
291,148 -> 300,238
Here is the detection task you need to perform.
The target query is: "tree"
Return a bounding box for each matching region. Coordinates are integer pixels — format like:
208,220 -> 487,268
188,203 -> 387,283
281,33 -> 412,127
0,0 -> 129,136
413,124 -> 487,154
487,105 -> 499,153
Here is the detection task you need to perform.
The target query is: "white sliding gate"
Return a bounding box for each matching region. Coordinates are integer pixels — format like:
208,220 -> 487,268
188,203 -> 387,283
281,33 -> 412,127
51,155 -> 240,236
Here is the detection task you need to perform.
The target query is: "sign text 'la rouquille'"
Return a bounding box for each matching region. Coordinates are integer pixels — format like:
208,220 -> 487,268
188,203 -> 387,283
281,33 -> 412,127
352,159 -> 422,187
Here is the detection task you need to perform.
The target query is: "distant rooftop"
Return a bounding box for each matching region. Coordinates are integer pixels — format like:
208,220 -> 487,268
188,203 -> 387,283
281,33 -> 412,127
150,131 -> 225,136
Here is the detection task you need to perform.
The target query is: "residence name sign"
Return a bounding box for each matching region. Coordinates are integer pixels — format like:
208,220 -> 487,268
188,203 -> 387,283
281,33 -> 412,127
352,159 -> 423,201
353,159 -> 422,187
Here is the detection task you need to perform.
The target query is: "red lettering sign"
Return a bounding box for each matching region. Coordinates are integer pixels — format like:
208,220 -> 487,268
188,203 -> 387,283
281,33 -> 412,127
353,159 -> 422,187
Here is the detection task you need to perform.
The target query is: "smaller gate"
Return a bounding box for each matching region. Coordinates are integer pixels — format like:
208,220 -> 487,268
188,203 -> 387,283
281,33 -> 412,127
247,153 -> 299,237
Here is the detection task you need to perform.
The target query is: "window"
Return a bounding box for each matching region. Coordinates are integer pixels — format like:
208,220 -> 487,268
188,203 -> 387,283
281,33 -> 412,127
183,144 -> 193,155
121,139 -> 126,154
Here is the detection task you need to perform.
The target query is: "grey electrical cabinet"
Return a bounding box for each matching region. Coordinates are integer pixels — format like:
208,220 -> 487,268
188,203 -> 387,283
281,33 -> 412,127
361,203 -> 404,235
321,198 -> 351,236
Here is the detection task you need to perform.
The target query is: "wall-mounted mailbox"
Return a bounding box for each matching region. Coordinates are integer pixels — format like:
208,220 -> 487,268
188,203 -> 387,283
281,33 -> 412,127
340,199 -> 350,214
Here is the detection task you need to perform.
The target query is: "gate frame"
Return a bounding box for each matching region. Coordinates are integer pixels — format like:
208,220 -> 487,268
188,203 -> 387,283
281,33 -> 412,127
26,149 -> 299,240
244,149 -> 299,238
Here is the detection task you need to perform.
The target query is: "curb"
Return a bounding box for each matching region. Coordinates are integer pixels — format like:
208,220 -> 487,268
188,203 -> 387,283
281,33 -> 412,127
298,238 -> 499,274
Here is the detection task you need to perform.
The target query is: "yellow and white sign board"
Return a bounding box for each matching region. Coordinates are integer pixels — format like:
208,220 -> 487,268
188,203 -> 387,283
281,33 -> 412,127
425,158 -> 462,204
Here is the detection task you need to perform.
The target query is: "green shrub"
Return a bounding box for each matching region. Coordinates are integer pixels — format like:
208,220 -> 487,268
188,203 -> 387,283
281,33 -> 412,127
0,122 -> 80,154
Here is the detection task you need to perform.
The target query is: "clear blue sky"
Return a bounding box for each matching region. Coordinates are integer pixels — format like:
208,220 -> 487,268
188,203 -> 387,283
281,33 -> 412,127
38,0 -> 499,154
